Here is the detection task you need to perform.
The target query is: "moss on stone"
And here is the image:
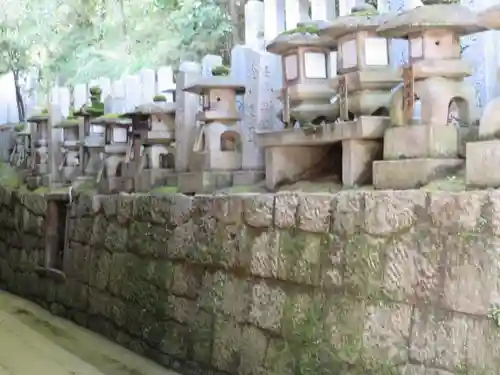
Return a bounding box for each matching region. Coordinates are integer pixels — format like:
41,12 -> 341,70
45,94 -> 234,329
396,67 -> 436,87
280,24 -> 320,36
212,65 -> 230,76
14,124 -> 25,132
149,186 -> 178,195
153,94 -> 167,102
0,163 -> 23,189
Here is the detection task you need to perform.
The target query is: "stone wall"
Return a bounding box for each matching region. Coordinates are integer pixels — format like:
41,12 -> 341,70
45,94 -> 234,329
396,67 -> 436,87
0,185 -> 500,375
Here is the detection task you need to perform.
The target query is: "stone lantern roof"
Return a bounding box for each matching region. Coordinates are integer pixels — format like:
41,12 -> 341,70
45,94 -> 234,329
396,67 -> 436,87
376,4 -> 486,39
53,118 -> 81,129
477,4 -> 500,29
26,113 -> 49,123
183,76 -> 246,95
91,115 -> 131,126
267,21 -> 337,55
122,102 -> 176,118
319,7 -> 394,40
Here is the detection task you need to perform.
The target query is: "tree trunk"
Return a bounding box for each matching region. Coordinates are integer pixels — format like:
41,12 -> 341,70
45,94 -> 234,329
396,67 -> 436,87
12,70 -> 25,122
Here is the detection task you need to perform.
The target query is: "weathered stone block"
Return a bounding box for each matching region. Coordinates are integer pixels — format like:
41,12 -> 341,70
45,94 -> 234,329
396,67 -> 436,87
159,321 -> 188,359
133,195 -> 169,224
167,220 -> 194,259
116,195 -> 134,224
297,193 -> 334,233
242,228 -> 279,278
332,191 -> 364,237
90,215 -> 107,246
128,221 -> 169,258
466,318 -> 500,374
274,192 -> 299,229
264,338 -> 295,375
364,190 -> 427,236
277,231 -> 322,286
410,307 -> 468,371
383,229 -> 442,303
99,195 -> 117,217
248,281 -> 286,333
428,191 -> 488,233
171,264 -> 202,299
167,194 -> 194,227
212,317 -> 242,373
363,302 -> 412,364
243,194 -> 274,228
69,217 -> 94,244
104,221 -> 128,253
88,250 -> 111,290
213,194 -> 244,225
238,325 -> 268,375
65,242 -> 91,282
190,309 -> 214,364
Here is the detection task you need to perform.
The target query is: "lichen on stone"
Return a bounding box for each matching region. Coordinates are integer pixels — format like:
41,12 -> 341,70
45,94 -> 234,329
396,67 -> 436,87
212,65 -> 231,76
152,94 -> 167,102
281,24 -> 320,36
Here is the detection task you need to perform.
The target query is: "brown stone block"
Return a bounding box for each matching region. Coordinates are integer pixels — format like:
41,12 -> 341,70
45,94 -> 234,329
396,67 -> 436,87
409,307 -> 468,371
238,325 -> 268,375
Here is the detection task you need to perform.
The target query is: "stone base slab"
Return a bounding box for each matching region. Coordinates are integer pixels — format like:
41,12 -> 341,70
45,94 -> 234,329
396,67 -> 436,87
373,158 -> 463,189
466,140 -> 500,188
384,125 -> 458,159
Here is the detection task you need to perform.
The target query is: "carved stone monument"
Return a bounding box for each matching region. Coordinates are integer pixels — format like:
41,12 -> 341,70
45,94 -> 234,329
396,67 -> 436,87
372,4 -> 484,189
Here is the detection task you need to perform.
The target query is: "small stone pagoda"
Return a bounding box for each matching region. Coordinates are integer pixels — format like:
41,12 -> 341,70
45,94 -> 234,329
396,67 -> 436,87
121,95 -> 177,192
466,4 -> 500,187
53,116 -> 82,184
25,109 -> 51,188
372,4 -> 484,189
91,114 -> 132,193
178,73 -> 248,193
74,86 -> 105,186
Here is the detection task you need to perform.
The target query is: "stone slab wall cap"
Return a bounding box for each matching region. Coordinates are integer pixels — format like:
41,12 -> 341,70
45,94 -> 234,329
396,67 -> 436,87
477,5 -> 500,29
133,102 -> 176,115
376,4 -> 486,39
91,116 -> 132,126
319,12 -> 395,40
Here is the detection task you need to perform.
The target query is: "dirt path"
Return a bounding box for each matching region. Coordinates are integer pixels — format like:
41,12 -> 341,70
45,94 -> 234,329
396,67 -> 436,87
0,290 -> 179,375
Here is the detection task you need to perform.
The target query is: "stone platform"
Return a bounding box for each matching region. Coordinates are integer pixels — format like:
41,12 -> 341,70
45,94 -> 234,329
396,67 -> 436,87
178,170 -> 263,193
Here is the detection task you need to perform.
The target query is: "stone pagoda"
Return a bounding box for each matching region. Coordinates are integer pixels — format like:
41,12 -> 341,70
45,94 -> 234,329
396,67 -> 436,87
25,109 -> 51,189
177,74 -> 249,193
121,95 -> 177,192
91,114 -> 132,193
53,116 -> 82,184
372,4 -> 484,189
466,4 -> 500,187
74,86 -> 105,187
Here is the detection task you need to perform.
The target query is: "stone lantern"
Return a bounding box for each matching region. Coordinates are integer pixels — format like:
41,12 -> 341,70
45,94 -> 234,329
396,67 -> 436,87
465,4 -> 500,187
26,110 -> 50,187
372,4 -> 484,189
178,75 -> 247,193
10,124 -> 31,172
73,86 -> 105,185
53,117 -> 81,184
267,21 -> 338,127
92,115 -> 132,193
121,95 -> 177,192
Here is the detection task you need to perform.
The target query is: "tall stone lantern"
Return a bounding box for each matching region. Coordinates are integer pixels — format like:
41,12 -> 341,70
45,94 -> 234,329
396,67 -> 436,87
53,117 -> 82,184
267,21 -> 338,127
26,110 -> 50,188
372,4 -> 485,189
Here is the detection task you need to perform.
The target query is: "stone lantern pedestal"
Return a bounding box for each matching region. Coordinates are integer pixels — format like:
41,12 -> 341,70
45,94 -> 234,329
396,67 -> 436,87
121,100 -> 177,192
10,127 -> 32,177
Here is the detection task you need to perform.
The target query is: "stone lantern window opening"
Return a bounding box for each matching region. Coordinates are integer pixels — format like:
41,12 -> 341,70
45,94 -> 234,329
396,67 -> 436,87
200,93 -> 210,110
105,126 -> 128,144
220,130 -> 241,151
159,153 -> 175,169
364,37 -> 389,66
408,30 -> 460,63
304,51 -> 328,79
340,38 -> 357,70
284,53 -> 299,81
329,51 -> 338,78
